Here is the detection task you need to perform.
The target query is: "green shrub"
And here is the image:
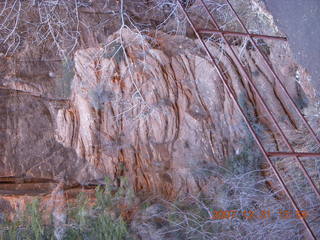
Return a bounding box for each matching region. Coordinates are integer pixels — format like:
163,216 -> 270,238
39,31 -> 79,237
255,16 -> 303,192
25,199 -> 45,240
63,177 -> 130,240
0,199 -> 54,240
1,175 -> 131,240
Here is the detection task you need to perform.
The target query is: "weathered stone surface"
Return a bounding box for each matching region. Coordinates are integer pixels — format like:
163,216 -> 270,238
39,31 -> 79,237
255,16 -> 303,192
0,1 -> 319,239
0,28 -> 317,206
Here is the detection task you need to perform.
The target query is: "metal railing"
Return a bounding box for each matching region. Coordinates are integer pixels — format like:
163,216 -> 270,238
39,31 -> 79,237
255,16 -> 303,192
177,0 -> 320,238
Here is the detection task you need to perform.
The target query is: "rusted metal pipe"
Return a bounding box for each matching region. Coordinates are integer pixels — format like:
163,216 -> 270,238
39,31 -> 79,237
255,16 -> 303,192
198,0 -> 320,213
225,0 -> 320,148
267,152 -> 320,157
177,1 -> 317,238
198,28 -> 287,41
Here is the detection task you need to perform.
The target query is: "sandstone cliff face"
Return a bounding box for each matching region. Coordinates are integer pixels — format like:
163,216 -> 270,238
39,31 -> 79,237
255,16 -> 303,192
1,26 -> 316,204
0,1 -> 319,238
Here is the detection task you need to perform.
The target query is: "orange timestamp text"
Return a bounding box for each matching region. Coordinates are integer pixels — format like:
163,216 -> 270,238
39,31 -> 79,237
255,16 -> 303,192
211,209 -> 308,220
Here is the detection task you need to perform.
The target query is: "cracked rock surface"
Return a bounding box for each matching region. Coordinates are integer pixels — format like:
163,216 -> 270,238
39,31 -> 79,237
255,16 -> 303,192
1,28 -> 317,205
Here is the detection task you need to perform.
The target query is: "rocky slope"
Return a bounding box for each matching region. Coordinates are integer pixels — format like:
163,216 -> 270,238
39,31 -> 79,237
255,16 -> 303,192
1,27 -> 317,201
0,0 -> 319,238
